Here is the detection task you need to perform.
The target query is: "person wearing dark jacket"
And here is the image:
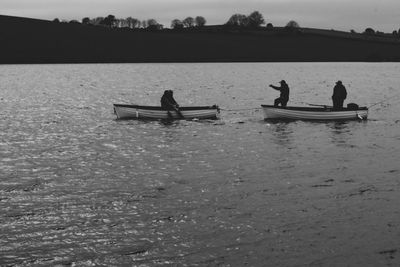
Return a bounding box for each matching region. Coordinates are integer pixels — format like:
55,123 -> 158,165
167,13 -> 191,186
269,80 -> 290,107
332,81 -> 347,109
160,90 -> 184,118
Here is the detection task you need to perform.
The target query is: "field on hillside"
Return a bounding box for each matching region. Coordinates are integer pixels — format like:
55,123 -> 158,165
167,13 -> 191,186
1,15 -> 400,63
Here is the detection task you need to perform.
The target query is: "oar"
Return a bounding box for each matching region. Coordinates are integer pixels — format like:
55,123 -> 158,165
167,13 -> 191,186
172,106 -> 184,119
307,103 -> 332,108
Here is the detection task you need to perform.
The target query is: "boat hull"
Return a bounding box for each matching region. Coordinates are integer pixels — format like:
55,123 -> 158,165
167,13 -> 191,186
261,105 -> 368,121
114,104 -> 219,120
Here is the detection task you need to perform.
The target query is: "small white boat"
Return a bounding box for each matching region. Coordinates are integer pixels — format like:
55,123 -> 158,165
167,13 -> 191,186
261,105 -> 368,121
113,104 -> 220,120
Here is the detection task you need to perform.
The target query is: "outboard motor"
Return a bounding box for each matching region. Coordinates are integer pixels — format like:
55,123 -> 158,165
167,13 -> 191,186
347,103 -> 359,110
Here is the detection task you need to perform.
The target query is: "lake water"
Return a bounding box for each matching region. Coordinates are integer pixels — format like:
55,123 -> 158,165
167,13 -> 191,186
1,63 -> 400,266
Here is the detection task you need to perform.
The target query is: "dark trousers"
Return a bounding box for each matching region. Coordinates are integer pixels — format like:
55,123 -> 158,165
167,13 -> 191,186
274,97 -> 288,107
162,104 -> 184,118
332,98 -> 344,109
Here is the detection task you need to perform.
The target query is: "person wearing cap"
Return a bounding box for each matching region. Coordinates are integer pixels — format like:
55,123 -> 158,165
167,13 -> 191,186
269,80 -> 290,107
332,80 -> 347,109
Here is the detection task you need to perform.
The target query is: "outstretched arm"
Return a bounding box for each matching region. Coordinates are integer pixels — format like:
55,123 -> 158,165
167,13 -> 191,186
269,84 -> 280,91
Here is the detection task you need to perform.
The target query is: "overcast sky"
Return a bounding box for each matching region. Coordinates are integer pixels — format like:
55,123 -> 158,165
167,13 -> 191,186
2,0 -> 400,32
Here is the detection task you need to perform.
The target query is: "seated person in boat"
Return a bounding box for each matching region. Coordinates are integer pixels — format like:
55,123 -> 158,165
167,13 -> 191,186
269,80 -> 290,107
332,80 -> 347,109
160,90 -> 184,118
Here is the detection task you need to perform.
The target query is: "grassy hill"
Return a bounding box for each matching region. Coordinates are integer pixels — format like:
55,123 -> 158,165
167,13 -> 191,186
1,14 -> 400,63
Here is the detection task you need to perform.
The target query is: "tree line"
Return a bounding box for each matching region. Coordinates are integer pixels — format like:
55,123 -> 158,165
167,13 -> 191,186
363,27 -> 400,37
53,11 -> 400,36
53,11 -> 297,30
53,14 -> 203,30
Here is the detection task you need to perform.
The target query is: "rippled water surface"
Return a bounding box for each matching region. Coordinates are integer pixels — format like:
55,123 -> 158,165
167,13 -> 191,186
1,63 -> 400,266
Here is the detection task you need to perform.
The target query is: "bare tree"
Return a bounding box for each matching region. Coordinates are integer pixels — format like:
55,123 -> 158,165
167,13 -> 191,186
182,17 -> 195,28
146,19 -> 163,30
133,19 -> 141,28
247,11 -> 265,28
90,17 -> 104,26
115,18 -> 123,28
101,15 -> 117,28
286,20 -> 300,28
226,14 -> 248,27
171,19 -> 184,29
82,17 -> 90,25
126,17 -> 135,28
126,17 -> 141,29
363,28 -> 375,35
195,16 -> 206,27
125,17 -> 132,28
147,19 -> 158,27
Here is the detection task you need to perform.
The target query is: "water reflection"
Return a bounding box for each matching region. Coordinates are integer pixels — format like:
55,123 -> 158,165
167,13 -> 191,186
159,119 -> 178,127
160,127 -> 181,144
327,121 -> 350,147
268,122 -> 294,147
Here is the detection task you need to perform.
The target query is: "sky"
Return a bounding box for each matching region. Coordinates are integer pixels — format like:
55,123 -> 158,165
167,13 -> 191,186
2,0 -> 400,32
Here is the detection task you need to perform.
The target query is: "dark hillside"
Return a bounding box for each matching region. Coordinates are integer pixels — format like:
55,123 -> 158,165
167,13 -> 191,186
1,15 -> 400,63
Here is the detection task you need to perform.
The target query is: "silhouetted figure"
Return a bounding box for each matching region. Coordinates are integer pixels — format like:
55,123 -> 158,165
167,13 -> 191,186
160,90 -> 184,118
332,81 -> 347,109
269,80 -> 290,107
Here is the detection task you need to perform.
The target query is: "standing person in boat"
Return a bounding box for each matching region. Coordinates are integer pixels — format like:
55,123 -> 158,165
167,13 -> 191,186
332,80 -> 347,109
160,90 -> 184,118
269,80 -> 290,107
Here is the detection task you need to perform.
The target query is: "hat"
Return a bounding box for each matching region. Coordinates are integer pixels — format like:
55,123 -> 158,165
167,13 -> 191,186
280,80 -> 286,84
336,80 -> 342,84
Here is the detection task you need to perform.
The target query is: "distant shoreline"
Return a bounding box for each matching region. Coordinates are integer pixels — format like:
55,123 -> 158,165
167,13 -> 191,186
1,14 -> 400,64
